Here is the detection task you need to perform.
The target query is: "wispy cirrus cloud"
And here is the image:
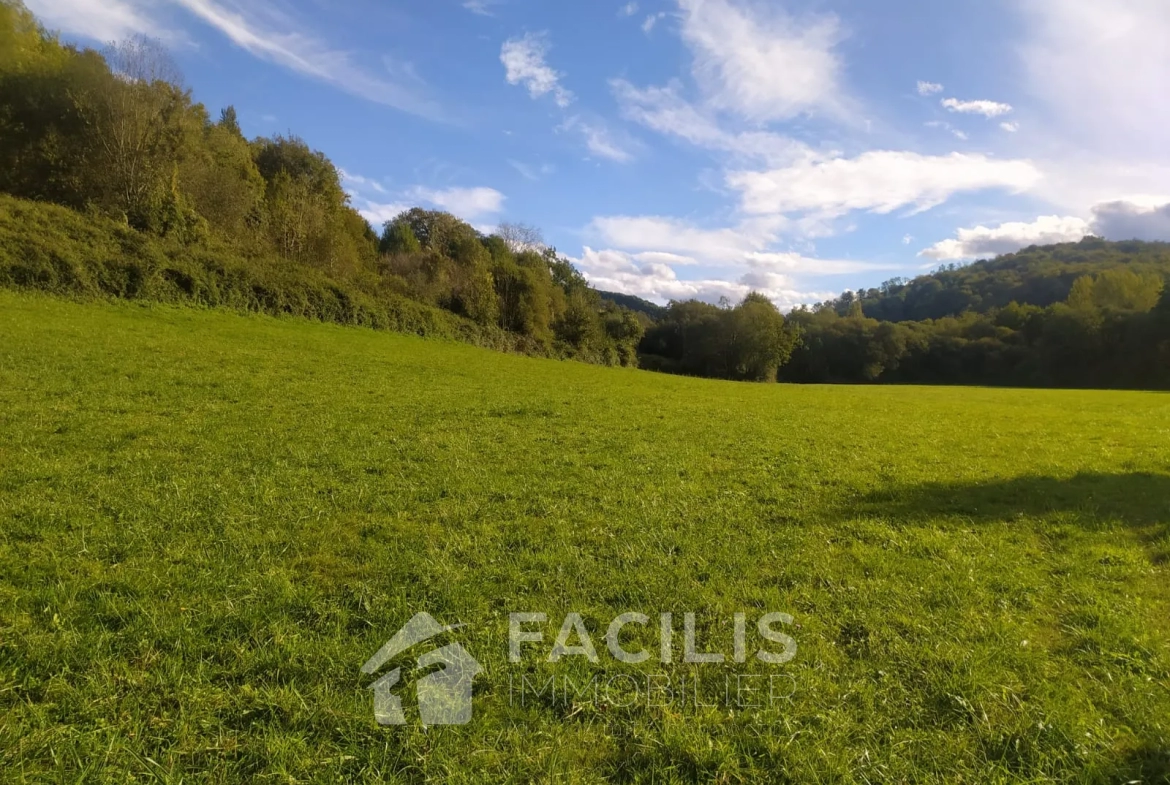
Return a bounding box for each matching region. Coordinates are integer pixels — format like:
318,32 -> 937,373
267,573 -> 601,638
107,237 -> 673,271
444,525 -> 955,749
641,12 -> 667,33
562,117 -> 638,163
25,0 -> 172,42
29,0 -> 444,119
168,0 -> 444,119
611,79 -> 814,165
462,0 -> 500,16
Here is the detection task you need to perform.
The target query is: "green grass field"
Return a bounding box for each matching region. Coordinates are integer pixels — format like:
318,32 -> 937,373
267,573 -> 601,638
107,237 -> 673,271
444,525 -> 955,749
2,291 -> 1169,783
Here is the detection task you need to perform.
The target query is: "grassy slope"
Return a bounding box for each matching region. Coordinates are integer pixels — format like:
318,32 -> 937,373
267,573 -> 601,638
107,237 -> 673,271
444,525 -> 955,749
1,291 -> 1169,783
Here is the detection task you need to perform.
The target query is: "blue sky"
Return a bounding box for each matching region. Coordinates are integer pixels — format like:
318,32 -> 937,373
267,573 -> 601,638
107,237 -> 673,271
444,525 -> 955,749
27,0 -> 1170,308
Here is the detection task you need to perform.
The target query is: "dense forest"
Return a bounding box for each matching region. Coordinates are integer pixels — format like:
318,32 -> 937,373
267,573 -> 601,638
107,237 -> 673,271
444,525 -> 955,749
2,0 -> 1169,388
781,241 -> 1170,388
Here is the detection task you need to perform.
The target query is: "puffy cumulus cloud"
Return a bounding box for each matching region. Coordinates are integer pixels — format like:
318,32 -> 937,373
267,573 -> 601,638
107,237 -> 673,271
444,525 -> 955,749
501,33 -> 573,108
676,0 -> 847,122
921,198 -> 1170,260
917,80 -> 944,96
727,151 -> 1042,217
920,215 -> 1091,260
1000,121 -> 1020,133
573,247 -> 835,310
1091,200 -> 1170,241
941,98 -> 1013,117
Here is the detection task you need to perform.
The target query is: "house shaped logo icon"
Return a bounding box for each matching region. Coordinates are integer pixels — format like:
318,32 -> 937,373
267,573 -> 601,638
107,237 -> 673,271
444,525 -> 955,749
361,613 -> 482,726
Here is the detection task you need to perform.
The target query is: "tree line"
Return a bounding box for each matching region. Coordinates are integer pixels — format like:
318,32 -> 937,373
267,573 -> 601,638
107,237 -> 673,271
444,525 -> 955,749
0,1 -> 667,367
3,0 -> 1168,388
782,248 -> 1170,388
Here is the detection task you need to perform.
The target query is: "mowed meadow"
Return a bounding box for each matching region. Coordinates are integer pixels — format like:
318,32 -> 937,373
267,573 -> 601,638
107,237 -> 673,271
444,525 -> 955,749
1,291 -> 1169,784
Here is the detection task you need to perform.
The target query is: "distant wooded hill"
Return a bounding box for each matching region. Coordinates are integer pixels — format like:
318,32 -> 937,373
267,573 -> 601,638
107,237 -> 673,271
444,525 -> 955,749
819,238 -> 1170,322
598,291 -> 667,320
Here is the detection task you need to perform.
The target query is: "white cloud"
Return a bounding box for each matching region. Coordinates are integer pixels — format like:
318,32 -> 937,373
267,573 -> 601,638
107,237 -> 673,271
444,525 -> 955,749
558,116 -> 637,163
339,169 -> 387,195
921,214 -> 1090,260
611,79 -> 815,165
917,80 -> 944,96
676,0 -> 847,122
343,173 -> 506,228
903,234 -> 914,245
409,186 -> 506,220
158,0 -> 443,119
502,37 -> 636,162
588,215 -> 897,278
634,251 -> 699,266
1000,121 -> 1020,133
462,0 -> 498,16
1091,200 -> 1170,241
501,33 -> 573,108
356,200 -> 413,228
590,215 -> 781,262
508,160 -> 555,181
619,2 -> 639,17
727,151 -> 1042,217
574,247 -> 835,310
921,198 -> 1170,261
642,12 -> 667,33
941,98 -> 1014,117
25,0 -> 164,42
926,121 -> 969,140
744,252 -> 897,276
579,122 -> 636,163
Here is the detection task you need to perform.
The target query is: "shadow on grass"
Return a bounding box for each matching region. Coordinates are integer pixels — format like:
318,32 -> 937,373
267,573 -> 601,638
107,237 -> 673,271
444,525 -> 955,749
852,471 -> 1170,553
1110,744 -> 1170,784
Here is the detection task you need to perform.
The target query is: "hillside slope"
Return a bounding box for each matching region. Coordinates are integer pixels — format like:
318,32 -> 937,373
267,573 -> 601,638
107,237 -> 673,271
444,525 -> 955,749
2,291 -> 1168,782
830,237 -> 1170,322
